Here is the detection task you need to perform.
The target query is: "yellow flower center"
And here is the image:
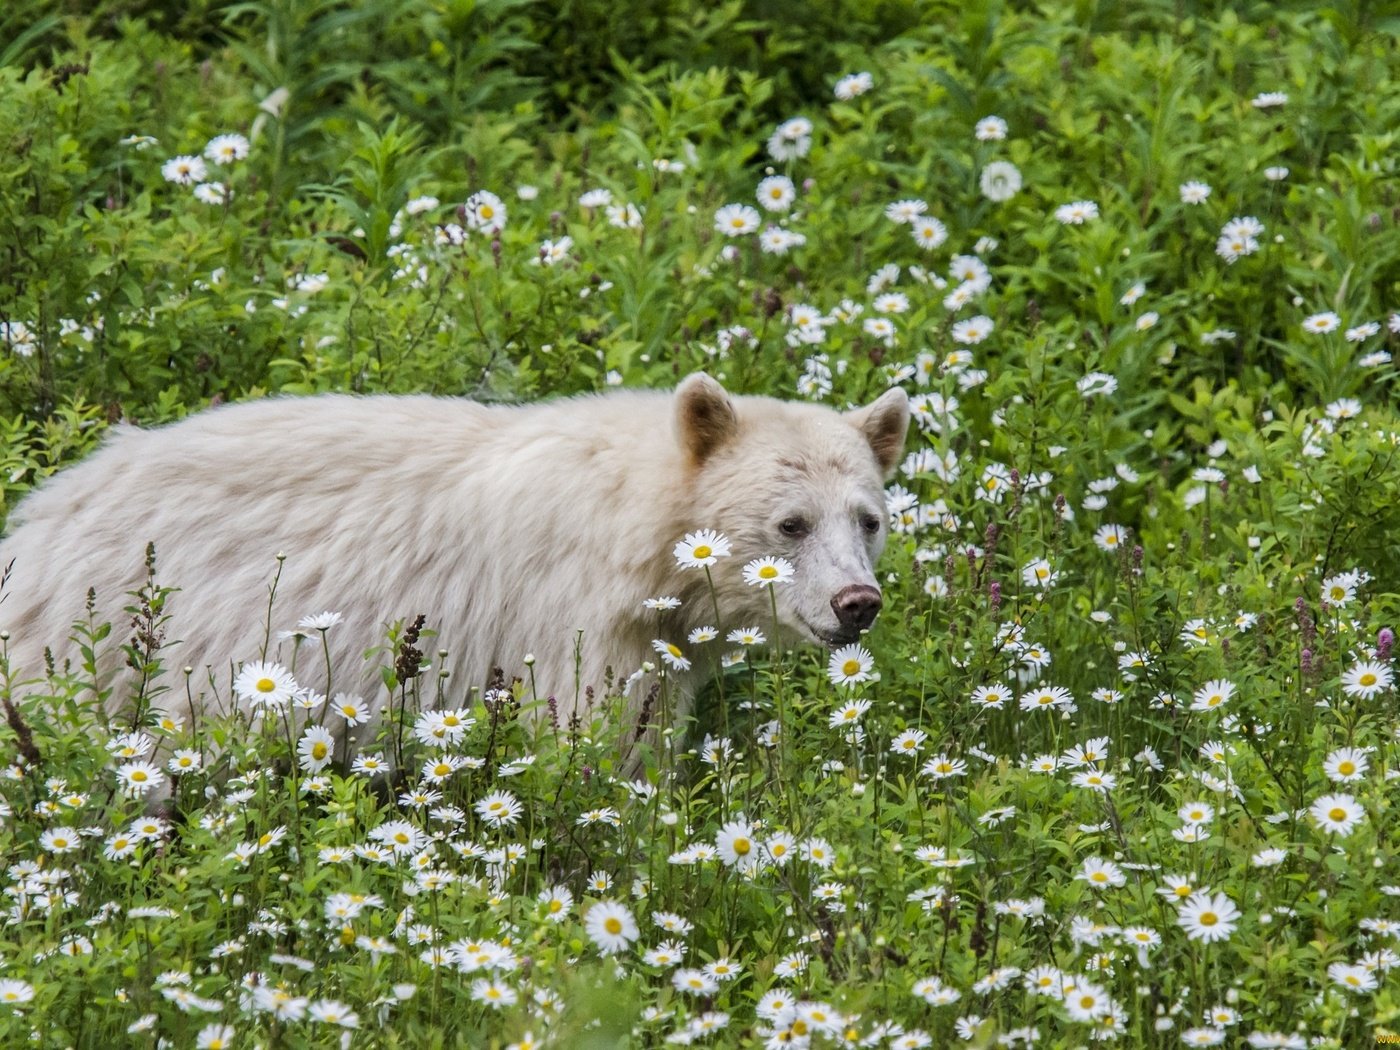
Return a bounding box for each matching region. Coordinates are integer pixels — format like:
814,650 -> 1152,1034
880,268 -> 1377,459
733,838 -> 751,855
1090,872 -> 1107,883
1175,885 -> 1192,897
1105,535 -> 1118,545
1339,761 -> 1356,775
1360,673 -> 1377,687
480,205 -> 494,219
759,565 -> 778,579
693,544 -> 712,559
1208,695 -> 1222,706
1199,912 -> 1218,926
548,900 -> 562,913
132,770 -> 147,782
604,917 -> 622,934
842,659 -> 860,676
1329,807 -> 1347,822
667,644 -> 682,659
312,743 -> 328,760
256,677 -> 275,693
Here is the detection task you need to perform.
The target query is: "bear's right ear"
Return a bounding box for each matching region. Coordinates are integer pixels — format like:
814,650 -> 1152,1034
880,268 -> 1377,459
846,386 -> 911,478
675,373 -> 738,465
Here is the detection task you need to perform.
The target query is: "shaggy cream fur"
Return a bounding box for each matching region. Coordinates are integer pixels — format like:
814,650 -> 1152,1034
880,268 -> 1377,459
0,375 -> 908,731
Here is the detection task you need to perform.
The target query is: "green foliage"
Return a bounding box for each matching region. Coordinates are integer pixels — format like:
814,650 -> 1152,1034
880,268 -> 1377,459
0,1 -> 1399,1047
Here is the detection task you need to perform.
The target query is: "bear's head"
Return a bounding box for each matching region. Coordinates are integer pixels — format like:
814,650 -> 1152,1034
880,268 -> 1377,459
673,372 -> 910,649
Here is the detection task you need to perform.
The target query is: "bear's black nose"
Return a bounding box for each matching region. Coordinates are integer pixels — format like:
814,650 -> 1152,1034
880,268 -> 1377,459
831,585 -> 883,632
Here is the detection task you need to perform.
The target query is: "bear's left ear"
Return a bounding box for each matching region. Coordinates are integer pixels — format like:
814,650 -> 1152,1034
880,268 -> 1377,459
675,373 -> 739,465
847,387 -> 911,478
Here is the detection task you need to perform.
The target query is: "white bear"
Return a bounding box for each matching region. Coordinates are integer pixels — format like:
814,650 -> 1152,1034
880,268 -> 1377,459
0,374 -> 908,729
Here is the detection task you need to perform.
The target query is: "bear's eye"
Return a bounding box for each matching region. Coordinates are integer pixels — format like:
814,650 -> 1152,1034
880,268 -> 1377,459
860,513 -> 882,535
779,517 -> 809,538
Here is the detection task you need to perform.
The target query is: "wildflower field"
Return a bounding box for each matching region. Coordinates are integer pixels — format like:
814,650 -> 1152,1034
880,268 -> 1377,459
3,0 -> 1400,1046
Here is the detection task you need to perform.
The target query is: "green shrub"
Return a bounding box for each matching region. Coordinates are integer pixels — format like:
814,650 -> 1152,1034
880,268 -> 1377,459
0,2 -> 1399,1046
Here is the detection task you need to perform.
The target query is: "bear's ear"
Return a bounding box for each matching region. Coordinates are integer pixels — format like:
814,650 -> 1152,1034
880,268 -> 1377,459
675,373 -> 739,465
847,387 -> 911,478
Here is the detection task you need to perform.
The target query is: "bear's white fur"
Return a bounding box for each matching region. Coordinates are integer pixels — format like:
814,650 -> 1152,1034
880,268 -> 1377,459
0,375 -> 908,729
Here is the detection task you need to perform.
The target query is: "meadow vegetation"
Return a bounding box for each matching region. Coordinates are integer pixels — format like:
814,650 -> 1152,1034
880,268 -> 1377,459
1,0 -> 1400,1046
